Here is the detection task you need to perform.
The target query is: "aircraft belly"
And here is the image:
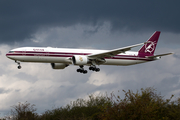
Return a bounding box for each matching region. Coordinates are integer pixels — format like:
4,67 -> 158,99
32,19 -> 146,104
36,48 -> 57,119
10,56 -> 69,63
103,59 -> 146,66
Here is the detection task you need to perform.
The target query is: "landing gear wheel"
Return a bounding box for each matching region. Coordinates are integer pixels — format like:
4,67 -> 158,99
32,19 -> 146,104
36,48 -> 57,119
77,65 -> 88,74
77,69 -> 80,72
83,70 -> 88,74
80,69 -> 84,73
92,67 -> 96,71
18,66 -> 21,69
15,60 -> 22,69
89,65 -> 100,72
89,66 -> 93,70
95,68 -> 100,72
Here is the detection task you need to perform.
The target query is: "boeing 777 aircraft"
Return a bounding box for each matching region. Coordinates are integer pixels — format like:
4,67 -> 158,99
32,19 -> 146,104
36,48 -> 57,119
6,31 -> 173,74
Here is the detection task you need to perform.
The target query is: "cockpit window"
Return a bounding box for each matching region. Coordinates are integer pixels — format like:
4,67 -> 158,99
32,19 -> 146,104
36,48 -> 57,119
9,51 -> 14,53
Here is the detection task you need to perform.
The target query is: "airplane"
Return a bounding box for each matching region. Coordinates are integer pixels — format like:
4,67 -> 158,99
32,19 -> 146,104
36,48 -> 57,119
6,31 -> 173,74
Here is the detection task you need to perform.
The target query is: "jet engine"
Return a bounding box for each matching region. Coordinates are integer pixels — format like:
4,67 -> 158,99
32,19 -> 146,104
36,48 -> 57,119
72,55 -> 89,65
51,63 -> 68,69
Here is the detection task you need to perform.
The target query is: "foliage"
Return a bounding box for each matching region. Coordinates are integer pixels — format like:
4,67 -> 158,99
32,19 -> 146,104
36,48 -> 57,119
5,87 -> 180,120
39,93 -> 111,120
99,87 -> 180,120
10,101 -> 38,120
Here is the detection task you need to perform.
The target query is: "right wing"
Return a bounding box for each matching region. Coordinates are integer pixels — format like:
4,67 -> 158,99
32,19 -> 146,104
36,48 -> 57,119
88,42 -> 147,59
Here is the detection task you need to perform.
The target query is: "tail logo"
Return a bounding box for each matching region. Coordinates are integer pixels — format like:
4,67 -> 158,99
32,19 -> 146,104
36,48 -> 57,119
145,41 -> 156,53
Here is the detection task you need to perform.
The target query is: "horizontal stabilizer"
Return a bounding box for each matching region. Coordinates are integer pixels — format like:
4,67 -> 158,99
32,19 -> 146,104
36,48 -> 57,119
146,53 -> 174,59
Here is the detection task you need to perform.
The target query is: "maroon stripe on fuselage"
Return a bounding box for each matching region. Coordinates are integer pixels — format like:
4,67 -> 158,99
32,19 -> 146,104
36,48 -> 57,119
6,51 -> 153,61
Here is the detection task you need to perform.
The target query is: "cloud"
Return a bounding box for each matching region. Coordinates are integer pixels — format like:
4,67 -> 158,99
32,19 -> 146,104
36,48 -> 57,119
24,22 -> 117,48
0,46 -> 179,117
0,88 -> 12,94
20,23 -> 180,51
173,53 -> 180,59
2,0 -> 180,117
1,0 -> 180,44
88,72 -> 117,86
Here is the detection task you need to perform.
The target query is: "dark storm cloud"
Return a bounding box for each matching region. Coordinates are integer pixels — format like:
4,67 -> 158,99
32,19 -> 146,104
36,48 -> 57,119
0,0 -> 180,44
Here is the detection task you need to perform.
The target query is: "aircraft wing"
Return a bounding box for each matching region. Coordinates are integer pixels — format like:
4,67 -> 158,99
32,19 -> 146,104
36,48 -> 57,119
146,53 -> 174,59
88,42 -> 146,59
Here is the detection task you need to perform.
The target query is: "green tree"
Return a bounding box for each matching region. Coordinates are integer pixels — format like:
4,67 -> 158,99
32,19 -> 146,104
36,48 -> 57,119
7,87 -> 180,120
99,87 -> 179,120
40,93 -> 111,120
11,101 -> 38,120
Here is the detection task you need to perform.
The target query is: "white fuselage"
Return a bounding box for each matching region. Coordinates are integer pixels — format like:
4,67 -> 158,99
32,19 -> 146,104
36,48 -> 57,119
6,47 -> 153,66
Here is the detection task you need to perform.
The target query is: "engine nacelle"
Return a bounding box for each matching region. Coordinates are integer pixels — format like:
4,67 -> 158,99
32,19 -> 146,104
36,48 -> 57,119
72,55 -> 88,65
51,63 -> 68,69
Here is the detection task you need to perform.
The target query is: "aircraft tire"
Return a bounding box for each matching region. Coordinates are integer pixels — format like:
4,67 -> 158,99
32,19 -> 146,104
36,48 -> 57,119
89,67 -> 92,70
80,69 -> 84,73
95,68 -> 100,72
83,70 -> 87,74
92,67 -> 96,71
77,69 -> 81,72
18,66 -> 21,69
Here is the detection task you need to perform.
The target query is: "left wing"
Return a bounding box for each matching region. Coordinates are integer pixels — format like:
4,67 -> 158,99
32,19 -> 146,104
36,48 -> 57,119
88,42 -> 147,59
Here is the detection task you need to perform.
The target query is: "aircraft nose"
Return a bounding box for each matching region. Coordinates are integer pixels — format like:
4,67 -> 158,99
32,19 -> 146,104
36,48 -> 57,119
6,53 -> 10,58
6,53 -> 13,59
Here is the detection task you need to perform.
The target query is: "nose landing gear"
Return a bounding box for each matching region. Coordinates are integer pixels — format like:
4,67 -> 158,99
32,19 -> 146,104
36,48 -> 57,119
15,60 -> 21,69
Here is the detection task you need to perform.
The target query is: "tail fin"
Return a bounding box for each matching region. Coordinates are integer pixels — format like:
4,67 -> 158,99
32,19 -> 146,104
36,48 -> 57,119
138,31 -> 161,56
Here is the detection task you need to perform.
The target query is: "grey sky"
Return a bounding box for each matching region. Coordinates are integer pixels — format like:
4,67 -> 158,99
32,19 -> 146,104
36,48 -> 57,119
0,0 -> 180,44
0,0 -> 180,118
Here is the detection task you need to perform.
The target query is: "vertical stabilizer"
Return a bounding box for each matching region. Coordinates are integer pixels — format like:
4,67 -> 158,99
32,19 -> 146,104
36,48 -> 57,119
138,31 -> 161,56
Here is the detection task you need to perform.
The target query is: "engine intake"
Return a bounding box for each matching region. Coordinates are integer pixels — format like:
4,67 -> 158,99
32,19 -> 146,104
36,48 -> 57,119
72,55 -> 89,65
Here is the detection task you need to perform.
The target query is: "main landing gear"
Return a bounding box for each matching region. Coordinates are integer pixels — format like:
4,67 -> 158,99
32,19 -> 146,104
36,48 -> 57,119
77,65 -> 88,74
89,65 -> 100,72
15,60 -> 21,69
76,65 -> 100,74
